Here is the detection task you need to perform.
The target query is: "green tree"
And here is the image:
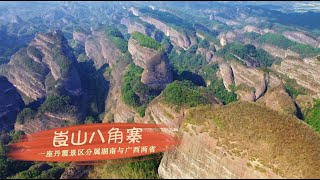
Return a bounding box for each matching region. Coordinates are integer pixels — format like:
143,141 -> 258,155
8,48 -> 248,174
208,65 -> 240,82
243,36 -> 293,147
131,32 -> 163,51
16,108 -> 36,124
121,64 -> 157,117
305,100 -> 320,133
39,95 -> 75,114
215,42 -> 275,67
105,26 -> 128,53
162,80 -> 207,107
198,39 -> 210,48
284,78 -> 307,98
84,116 -> 96,124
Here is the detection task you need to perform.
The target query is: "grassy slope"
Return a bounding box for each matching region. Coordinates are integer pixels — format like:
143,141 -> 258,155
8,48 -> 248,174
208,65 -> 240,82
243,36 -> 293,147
183,101 -> 320,178
131,31 -> 163,51
87,154 -> 162,179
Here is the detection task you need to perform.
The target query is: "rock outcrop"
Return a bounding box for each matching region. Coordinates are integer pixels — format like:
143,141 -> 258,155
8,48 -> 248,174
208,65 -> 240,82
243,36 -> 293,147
283,31 -> 319,48
158,102 -> 320,179
85,40 -> 131,124
243,25 -> 275,35
125,18 -> 164,42
219,62 -> 234,91
295,95 -> 315,115
0,30 -> 82,103
231,63 -> 266,101
259,44 -> 300,59
127,20 -> 153,36
267,72 -> 283,89
103,59 -> 137,123
220,36 -> 227,46
219,61 -> 266,102
0,76 -> 24,131
0,30 -> 85,134
258,85 -> 297,115
257,72 -> 297,115
60,164 -> 89,179
134,97 -> 188,134
0,47 -> 48,101
196,32 -> 205,40
128,37 -> 173,89
159,124 -> 281,179
219,29 -> 252,46
138,15 -> 197,49
196,46 -> 215,62
127,19 -> 155,36
243,25 -> 263,34
128,6 -> 197,49
76,28 -> 135,124
85,30 -> 122,69
272,57 -> 320,98
104,67 -> 180,124
73,31 -> 87,45
129,7 -> 140,16
14,111 -> 78,134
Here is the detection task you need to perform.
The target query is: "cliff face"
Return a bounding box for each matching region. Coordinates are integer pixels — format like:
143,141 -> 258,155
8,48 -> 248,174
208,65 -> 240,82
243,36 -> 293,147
101,84 -> 319,179
73,31 -> 87,45
85,31 -> 122,69
243,25 -> 274,35
129,7 -> 140,16
258,85 -> 297,116
218,62 -> 234,91
104,66 -> 178,124
243,25 -> 263,34
295,95 -> 315,115
272,57 -> 320,99
258,44 -> 300,59
220,36 -> 227,46
127,6 -> 196,49
0,30 -> 82,103
257,72 -> 297,115
94,42 -> 137,123
196,47 -> 215,62
128,38 -> 173,89
218,59 -> 308,114
231,62 -> 267,101
104,59 -> 137,123
126,19 -> 163,42
158,102 -> 320,179
60,164 -> 88,179
218,30 -> 244,46
127,20 -> 153,37
138,15 -> 197,50
14,112 -> 78,134
219,61 -> 266,102
74,28 -> 135,124
283,31 -> 319,48
0,30 -> 84,133
0,76 -> 24,131
159,125 -> 281,179
135,97 -> 187,134
0,48 -> 48,101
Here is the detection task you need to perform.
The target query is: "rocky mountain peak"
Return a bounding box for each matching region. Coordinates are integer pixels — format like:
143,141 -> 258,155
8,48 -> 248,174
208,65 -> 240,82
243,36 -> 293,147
128,35 -> 173,89
0,30 -> 82,103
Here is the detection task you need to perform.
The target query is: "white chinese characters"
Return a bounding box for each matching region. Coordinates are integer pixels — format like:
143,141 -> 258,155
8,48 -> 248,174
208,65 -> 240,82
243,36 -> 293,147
53,131 -> 69,147
52,127 -> 143,147
45,145 -> 156,158
108,128 -> 123,144
126,127 -> 142,143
